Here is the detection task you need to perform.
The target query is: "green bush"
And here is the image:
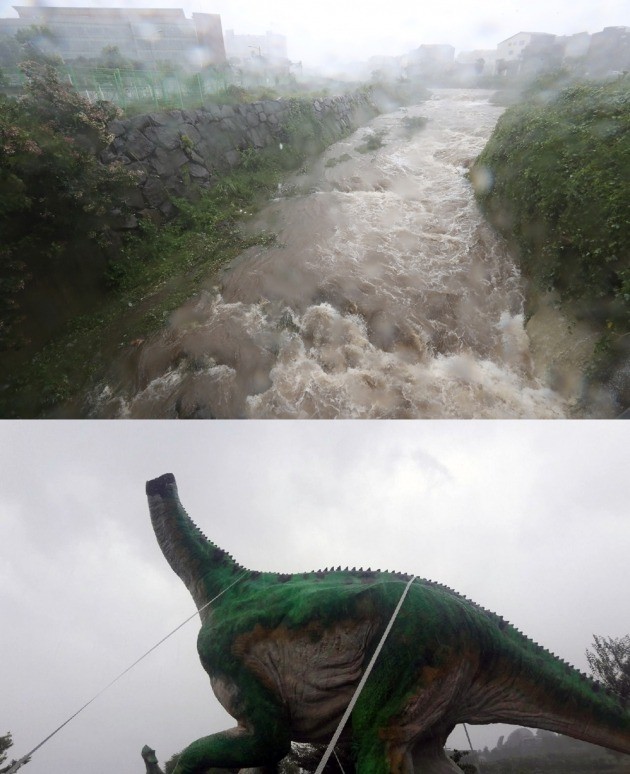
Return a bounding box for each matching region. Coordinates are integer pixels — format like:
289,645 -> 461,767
402,114 -> 428,133
281,98 -> 344,162
472,77 -> 630,332
355,130 -> 386,153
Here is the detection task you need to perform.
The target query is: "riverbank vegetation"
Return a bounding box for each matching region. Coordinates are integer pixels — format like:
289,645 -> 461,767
0,62 -> 399,417
472,75 -> 630,408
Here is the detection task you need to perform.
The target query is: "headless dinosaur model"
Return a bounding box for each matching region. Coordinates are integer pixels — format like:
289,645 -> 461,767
146,473 -> 630,774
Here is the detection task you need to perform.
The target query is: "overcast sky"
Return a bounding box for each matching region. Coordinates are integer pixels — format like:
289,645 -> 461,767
1,421 -> 629,773
0,0 -> 628,68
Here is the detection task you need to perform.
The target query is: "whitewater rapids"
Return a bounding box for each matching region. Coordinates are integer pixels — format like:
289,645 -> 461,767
91,89 -> 567,418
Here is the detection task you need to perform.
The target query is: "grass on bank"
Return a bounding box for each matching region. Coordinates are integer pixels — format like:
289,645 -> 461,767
1,169 -> 279,417
471,75 -> 630,400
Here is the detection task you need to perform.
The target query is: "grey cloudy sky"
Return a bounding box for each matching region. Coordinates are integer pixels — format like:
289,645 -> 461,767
0,0 -> 628,68
1,421 -> 629,773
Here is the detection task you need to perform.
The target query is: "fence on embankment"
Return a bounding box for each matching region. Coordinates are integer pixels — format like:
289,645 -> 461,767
2,65 -> 236,111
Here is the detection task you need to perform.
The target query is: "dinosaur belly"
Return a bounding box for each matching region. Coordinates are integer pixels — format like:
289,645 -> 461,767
232,618 -> 377,741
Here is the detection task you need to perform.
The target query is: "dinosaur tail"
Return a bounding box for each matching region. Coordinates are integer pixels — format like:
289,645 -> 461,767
146,473 -> 244,613
470,635 -> 630,755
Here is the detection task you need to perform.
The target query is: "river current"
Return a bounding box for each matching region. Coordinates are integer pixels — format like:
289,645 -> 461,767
91,89 -> 568,418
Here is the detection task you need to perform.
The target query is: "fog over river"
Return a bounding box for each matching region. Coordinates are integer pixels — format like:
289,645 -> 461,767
92,90 -> 572,418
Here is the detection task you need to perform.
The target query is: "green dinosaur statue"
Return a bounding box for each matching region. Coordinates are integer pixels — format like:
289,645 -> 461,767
146,473 -> 630,774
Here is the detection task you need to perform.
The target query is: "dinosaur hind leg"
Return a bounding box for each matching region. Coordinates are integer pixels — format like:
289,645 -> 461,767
410,735 -> 463,773
352,674 -> 466,772
353,734 -> 410,774
353,731 -> 462,774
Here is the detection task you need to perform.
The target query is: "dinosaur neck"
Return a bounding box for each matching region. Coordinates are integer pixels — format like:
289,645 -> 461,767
146,474 -> 245,614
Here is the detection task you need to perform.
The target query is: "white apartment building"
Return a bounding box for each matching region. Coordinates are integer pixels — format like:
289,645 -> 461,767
496,31 -> 556,63
0,6 -> 226,67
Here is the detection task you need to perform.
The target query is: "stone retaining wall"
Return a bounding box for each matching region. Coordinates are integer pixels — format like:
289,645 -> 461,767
102,92 -> 377,222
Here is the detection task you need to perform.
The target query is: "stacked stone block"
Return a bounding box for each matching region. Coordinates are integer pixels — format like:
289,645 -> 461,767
102,93 -> 376,222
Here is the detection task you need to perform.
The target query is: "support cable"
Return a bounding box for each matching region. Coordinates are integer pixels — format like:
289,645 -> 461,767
6,571 -> 249,774
463,723 -> 481,772
333,748 -> 347,773
314,575 -> 417,774
463,724 -> 474,752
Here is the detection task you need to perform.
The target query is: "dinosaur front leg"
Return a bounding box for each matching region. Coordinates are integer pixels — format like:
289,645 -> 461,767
172,723 -> 290,774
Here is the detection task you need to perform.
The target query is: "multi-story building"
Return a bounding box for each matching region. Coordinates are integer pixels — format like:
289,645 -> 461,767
495,27 -> 629,77
223,29 -> 287,63
586,26 -> 630,75
496,31 -> 559,75
408,43 -> 455,67
455,49 -> 497,76
497,31 -> 556,63
557,31 -> 591,60
405,43 -> 455,79
0,6 -> 226,68
367,54 -> 405,80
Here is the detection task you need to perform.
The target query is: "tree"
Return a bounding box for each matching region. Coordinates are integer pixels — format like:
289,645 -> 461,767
98,45 -> 135,70
0,60 -> 135,349
0,26 -> 62,73
0,732 -> 29,773
0,34 -> 22,68
14,25 -> 61,67
586,634 -> 630,702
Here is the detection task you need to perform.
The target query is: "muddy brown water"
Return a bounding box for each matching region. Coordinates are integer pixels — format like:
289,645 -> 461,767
87,89 -> 585,418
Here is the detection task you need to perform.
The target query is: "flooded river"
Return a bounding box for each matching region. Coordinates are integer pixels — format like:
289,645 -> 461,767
90,89 -> 569,418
